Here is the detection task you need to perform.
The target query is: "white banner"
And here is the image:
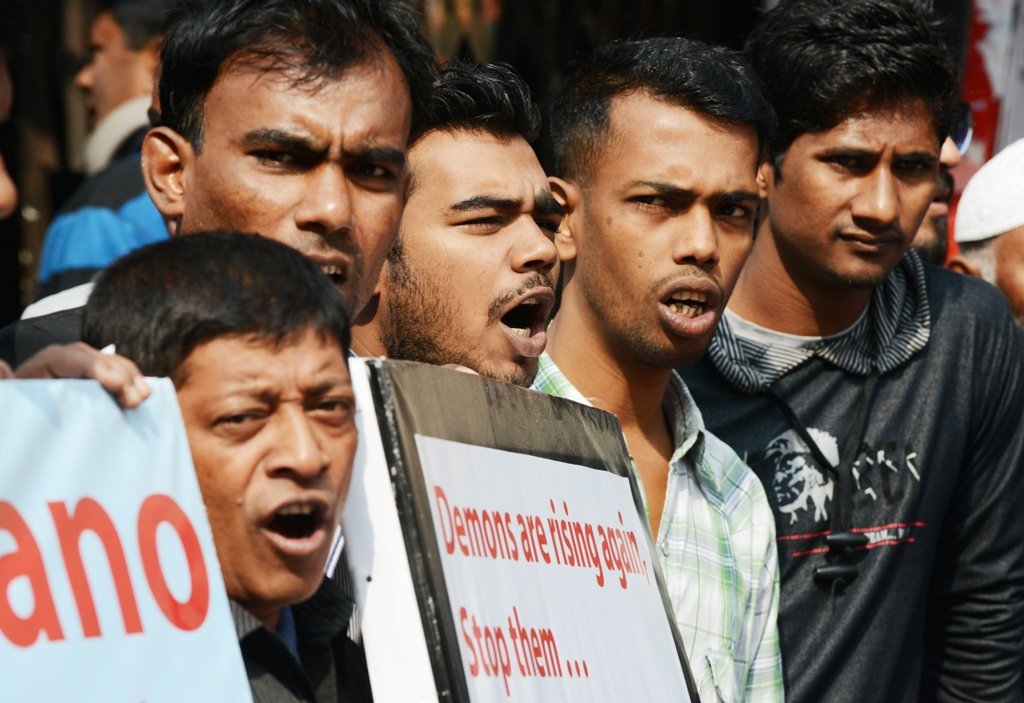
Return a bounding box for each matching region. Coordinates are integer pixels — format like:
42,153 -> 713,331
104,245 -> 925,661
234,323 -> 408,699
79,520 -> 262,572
0,379 -> 251,702
416,434 -> 689,702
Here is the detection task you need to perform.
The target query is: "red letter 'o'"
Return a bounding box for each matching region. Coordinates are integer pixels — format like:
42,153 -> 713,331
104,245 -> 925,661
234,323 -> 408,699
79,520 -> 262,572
137,494 -> 209,631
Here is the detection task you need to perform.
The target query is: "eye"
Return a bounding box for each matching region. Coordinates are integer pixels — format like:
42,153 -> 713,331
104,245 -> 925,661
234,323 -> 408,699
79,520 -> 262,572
717,203 -> 754,221
311,396 -> 355,426
631,194 -> 671,209
535,217 -> 562,235
825,154 -> 872,173
894,158 -> 934,174
252,150 -> 301,167
213,410 -> 267,438
460,215 -> 506,233
350,160 -> 400,183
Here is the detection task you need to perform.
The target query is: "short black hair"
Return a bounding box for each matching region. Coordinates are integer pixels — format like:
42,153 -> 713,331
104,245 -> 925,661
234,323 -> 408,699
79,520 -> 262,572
410,60 -> 541,145
746,0 -> 958,159
96,0 -> 176,50
550,37 -> 775,182
157,0 -> 435,149
82,231 -> 351,383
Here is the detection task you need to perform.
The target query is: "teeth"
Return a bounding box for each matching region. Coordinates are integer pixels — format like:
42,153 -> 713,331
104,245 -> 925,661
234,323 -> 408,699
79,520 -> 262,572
320,265 -> 343,277
668,291 -> 707,305
520,298 -> 540,306
278,503 -> 315,516
509,327 -> 530,337
668,303 -> 701,318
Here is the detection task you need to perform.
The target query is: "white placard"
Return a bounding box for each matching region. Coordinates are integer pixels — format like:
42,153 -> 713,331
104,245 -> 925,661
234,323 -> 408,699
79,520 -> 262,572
0,379 -> 251,702
341,358 -> 440,702
416,434 -> 689,702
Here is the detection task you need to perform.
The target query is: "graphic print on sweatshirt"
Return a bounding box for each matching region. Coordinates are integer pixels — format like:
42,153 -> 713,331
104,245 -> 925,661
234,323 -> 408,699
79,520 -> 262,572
748,427 -> 923,560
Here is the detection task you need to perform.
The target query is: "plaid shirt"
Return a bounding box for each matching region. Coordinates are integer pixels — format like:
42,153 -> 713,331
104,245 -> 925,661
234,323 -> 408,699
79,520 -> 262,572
532,353 -> 783,703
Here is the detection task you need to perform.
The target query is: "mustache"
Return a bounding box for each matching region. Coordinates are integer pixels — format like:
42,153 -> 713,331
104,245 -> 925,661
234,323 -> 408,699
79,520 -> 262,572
487,273 -> 555,324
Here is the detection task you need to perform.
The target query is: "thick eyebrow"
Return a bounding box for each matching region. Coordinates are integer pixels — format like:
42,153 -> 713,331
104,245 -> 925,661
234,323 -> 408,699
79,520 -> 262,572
819,147 -> 939,166
449,195 -> 522,213
240,128 -> 322,152
239,129 -> 406,169
353,145 -> 406,171
635,180 -> 758,203
535,190 -> 565,218
720,189 -> 760,205
304,379 -> 353,398
895,151 -> 940,166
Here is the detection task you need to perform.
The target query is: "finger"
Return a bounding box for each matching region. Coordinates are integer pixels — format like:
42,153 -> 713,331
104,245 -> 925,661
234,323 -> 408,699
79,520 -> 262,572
16,343 -> 149,409
0,359 -> 13,379
87,354 -> 150,409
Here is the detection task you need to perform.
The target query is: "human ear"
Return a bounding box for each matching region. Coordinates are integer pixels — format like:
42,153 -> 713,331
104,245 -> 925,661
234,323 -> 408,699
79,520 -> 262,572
756,160 -> 773,199
946,254 -> 982,277
548,176 -> 581,262
142,126 -> 193,233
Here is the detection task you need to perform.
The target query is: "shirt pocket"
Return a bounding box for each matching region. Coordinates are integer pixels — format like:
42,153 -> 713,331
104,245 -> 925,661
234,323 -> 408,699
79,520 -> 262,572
702,646 -> 737,703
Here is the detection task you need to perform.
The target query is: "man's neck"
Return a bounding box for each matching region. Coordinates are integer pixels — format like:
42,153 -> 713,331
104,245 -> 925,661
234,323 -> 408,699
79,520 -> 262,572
349,292 -> 388,357
546,311 -> 671,430
729,220 -> 873,336
546,295 -> 675,532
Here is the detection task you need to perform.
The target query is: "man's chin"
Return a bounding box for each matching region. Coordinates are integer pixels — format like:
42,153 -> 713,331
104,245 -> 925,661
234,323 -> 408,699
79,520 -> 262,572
475,357 -> 537,387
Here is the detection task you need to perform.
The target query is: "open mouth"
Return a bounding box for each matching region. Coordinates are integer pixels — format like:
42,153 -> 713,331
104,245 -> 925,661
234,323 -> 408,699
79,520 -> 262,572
658,279 -> 721,338
663,291 -> 709,319
320,264 -> 347,288
261,499 -> 332,559
500,297 -> 548,337
496,288 -> 555,358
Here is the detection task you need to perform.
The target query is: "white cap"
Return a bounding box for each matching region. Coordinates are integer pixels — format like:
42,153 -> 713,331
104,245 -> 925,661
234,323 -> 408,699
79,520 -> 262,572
955,138 -> 1024,243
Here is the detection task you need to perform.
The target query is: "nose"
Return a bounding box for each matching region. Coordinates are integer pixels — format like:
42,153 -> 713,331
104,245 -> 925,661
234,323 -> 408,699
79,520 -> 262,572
511,218 -> 559,276
673,208 -> 719,270
851,167 -> 899,229
0,153 -> 17,220
939,135 -> 961,170
74,61 -> 94,92
268,406 -> 331,480
295,165 -> 353,236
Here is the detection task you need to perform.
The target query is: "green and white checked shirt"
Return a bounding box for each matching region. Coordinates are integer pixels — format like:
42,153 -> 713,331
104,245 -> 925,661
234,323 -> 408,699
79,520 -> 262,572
532,353 -> 783,703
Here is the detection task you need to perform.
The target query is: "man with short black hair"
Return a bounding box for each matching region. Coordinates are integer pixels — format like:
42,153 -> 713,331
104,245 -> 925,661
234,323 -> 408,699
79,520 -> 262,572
680,1 -> 1024,700
537,37 -> 782,702
82,231 -> 368,702
2,0 -> 434,366
353,60 -> 561,386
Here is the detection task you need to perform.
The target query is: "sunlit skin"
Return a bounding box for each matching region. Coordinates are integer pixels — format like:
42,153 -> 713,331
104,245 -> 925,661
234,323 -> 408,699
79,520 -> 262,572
364,129 -> 561,386
732,98 -> 941,335
142,54 -> 412,317
175,330 -> 357,630
75,10 -> 159,125
548,92 -> 759,531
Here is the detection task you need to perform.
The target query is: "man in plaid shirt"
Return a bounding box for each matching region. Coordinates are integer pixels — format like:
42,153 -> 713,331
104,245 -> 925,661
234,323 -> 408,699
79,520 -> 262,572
534,37 -> 783,702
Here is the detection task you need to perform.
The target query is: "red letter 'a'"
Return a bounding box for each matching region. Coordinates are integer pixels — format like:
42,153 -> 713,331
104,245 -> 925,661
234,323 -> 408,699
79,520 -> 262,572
137,494 -> 209,631
49,498 -> 143,637
0,501 -> 64,646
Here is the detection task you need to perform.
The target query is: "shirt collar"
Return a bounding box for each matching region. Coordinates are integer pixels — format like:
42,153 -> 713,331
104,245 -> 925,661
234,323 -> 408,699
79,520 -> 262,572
533,353 -> 711,488
230,578 -> 354,647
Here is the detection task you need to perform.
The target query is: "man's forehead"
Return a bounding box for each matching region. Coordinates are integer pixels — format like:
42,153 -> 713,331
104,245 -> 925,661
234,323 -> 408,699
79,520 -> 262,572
409,128 -> 548,201
202,53 -> 412,144
817,99 -> 941,148
179,332 -> 347,385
